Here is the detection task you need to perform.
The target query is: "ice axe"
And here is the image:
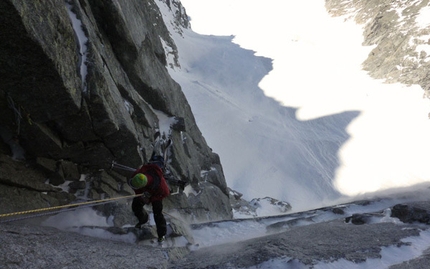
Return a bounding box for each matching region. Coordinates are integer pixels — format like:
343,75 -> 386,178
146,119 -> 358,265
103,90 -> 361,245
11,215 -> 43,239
110,161 -> 136,172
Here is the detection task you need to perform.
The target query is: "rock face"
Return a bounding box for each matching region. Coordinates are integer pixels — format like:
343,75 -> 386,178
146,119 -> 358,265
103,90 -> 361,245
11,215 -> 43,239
326,0 -> 430,98
0,0 -> 232,223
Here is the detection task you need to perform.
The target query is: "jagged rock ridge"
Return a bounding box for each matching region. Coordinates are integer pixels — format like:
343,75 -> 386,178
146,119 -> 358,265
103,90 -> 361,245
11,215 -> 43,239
326,0 -> 430,103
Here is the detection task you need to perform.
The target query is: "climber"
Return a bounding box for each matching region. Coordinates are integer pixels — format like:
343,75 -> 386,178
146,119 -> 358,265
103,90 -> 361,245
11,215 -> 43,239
128,137 -> 170,243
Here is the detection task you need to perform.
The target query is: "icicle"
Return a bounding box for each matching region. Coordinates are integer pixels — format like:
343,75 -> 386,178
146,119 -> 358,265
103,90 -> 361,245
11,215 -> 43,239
65,2 -> 89,93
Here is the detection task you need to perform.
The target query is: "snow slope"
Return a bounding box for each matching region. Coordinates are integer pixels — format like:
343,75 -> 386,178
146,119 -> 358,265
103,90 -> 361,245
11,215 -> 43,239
159,0 -> 430,212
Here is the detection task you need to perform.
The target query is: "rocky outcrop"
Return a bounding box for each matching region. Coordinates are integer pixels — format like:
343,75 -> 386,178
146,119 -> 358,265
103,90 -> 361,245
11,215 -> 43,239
230,189 -> 292,218
0,0 -> 232,223
326,0 -> 430,101
171,220 -> 421,268
391,202 -> 430,224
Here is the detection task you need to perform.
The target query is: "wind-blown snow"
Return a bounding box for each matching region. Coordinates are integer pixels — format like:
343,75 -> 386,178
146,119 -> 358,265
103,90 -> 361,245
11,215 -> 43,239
42,183 -> 430,267
42,207 -> 137,244
249,230 -> 430,269
158,0 -> 430,211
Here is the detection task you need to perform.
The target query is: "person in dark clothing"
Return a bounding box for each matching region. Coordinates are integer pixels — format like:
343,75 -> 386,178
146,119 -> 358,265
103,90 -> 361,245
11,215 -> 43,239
128,139 -> 170,242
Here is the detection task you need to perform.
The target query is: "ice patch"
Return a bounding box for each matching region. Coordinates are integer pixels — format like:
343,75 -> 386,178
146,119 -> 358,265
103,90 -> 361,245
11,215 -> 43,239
65,2 -> 88,93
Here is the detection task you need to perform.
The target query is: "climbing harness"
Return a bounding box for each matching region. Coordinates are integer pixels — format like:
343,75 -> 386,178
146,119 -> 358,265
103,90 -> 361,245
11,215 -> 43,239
0,193 -> 142,224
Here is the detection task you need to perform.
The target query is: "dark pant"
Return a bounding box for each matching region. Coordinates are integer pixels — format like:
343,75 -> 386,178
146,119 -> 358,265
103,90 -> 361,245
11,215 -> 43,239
132,197 -> 167,238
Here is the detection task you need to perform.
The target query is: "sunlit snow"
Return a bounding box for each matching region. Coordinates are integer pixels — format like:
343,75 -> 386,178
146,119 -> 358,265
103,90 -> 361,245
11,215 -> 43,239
174,0 -> 430,210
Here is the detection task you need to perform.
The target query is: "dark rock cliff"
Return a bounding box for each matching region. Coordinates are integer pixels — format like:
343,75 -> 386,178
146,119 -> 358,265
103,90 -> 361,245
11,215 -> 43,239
0,0 -> 232,223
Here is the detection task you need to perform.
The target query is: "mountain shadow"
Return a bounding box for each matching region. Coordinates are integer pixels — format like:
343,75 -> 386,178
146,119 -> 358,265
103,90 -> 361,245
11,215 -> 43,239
179,33 -> 360,210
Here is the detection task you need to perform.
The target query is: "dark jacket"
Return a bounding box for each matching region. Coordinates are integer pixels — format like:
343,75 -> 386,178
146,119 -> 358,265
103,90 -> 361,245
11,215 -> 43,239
130,164 -> 170,203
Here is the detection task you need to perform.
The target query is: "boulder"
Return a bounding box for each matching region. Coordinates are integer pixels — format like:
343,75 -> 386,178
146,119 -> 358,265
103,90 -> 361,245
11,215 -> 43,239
391,203 -> 430,224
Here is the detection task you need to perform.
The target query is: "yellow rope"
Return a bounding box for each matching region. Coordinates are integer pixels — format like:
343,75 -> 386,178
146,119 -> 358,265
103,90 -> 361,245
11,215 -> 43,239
0,193 -> 142,219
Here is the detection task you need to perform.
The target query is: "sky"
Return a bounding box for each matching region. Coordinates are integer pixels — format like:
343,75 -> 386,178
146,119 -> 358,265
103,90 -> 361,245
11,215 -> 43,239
170,0 -> 430,210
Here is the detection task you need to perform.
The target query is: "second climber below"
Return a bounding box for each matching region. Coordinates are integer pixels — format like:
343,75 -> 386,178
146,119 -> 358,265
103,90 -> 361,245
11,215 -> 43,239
128,137 -> 170,243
